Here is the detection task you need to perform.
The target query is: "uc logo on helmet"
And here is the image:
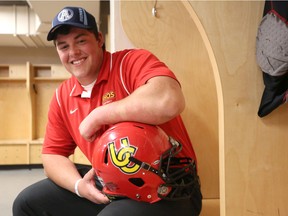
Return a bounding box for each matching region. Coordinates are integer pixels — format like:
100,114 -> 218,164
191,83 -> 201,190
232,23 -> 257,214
108,137 -> 140,174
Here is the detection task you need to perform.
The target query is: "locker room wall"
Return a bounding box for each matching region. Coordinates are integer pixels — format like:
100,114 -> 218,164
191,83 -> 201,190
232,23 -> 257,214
121,1 -> 288,216
190,1 -> 288,216
1,1 -> 287,215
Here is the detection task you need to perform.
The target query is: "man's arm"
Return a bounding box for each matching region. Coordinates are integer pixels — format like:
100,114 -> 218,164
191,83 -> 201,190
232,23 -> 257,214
42,154 -> 109,204
79,76 -> 185,142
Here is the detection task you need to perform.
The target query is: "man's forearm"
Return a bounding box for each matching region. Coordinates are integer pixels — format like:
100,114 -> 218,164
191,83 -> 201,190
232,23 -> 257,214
42,154 -> 82,194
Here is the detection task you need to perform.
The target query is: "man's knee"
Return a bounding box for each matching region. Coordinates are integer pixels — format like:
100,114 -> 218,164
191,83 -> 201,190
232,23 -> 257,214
12,187 -> 33,216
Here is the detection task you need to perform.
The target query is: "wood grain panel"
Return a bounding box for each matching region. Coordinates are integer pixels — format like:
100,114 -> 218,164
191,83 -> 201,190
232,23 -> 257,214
0,82 -> 29,139
120,0 -> 219,204
190,1 -> 288,216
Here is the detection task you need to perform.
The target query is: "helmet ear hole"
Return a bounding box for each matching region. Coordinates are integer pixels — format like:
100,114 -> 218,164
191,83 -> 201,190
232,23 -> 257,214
134,124 -> 144,129
129,178 -> 145,187
104,149 -> 109,164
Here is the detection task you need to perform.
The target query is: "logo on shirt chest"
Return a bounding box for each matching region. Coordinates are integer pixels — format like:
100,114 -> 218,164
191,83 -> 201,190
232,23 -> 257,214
102,91 -> 116,104
70,108 -> 78,114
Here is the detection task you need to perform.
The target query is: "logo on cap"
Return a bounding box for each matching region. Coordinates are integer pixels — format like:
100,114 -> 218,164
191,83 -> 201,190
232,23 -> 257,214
57,9 -> 74,22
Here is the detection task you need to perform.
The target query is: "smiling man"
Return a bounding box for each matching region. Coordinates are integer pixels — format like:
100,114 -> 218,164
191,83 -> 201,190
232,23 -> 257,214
13,6 -> 202,216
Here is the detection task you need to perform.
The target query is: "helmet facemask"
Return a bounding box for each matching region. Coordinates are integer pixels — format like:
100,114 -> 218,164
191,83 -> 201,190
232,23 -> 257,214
130,136 -> 199,201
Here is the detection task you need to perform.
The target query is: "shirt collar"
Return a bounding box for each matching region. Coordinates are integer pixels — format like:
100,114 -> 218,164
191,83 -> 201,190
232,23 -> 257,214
95,50 -> 111,84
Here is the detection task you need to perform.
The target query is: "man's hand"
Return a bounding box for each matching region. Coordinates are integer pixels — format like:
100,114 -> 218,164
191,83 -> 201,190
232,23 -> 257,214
77,168 -> 110,204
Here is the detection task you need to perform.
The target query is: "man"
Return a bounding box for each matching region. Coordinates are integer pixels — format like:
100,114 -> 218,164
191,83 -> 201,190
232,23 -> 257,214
13,6 -> 202,216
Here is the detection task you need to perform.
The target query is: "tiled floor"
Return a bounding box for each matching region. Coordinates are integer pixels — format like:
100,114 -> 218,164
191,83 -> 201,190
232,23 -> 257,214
0,167 -> 45,216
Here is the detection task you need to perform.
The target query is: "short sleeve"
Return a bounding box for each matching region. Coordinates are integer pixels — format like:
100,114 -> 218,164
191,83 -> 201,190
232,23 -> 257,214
42,91 -> 76,157
120,49 -> 178,93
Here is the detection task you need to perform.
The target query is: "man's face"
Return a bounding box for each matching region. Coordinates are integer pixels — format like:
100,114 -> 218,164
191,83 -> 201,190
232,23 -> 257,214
55,27 -> 104,85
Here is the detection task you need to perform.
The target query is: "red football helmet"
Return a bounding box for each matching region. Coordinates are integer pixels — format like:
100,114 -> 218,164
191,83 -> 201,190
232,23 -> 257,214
92,122 -> 197,203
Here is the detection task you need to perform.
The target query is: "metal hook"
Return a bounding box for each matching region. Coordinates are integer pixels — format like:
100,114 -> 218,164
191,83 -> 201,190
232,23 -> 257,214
152,0 -> 158,17
33,84 -> 37,94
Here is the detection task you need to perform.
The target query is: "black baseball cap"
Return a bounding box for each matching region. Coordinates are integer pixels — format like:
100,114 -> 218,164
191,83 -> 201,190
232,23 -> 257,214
47,6 -> 98,41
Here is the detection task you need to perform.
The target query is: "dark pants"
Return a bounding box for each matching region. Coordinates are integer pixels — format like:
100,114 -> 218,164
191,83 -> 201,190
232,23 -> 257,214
13,166 -> 202,216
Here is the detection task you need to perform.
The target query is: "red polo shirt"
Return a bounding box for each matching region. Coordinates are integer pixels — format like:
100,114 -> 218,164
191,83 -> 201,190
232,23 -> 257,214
43,49 -> 196,163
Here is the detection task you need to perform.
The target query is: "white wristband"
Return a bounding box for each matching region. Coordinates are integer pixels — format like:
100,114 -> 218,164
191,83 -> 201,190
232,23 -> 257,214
74,179 -> 83,197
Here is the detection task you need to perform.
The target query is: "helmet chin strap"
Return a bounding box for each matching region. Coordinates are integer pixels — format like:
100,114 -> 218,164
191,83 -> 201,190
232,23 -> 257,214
129,156 -> 162,176
128,137 -> 185,181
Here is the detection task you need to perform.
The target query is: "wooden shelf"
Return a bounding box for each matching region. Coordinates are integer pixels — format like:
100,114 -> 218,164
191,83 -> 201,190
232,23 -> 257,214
33,64 -> 70,81
0,140 -> 28,145
30,139 -> 44,145
0,78 -> 26,81
0,64 -> 26,80
0,140 -> 28,165
34,77 -> 69,81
